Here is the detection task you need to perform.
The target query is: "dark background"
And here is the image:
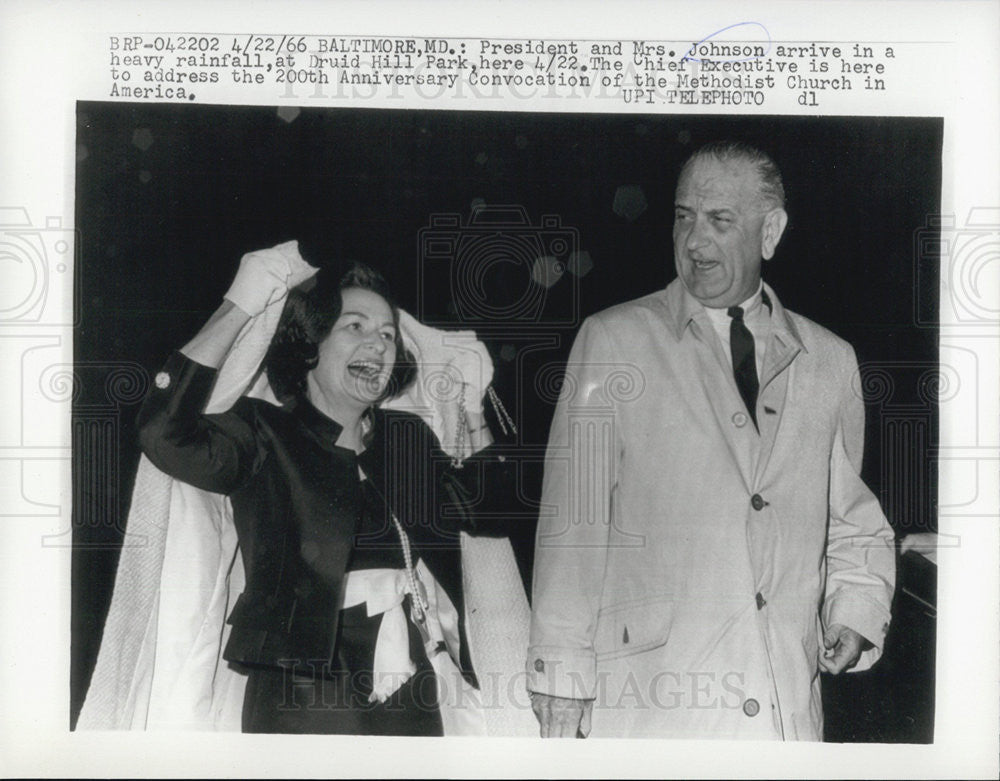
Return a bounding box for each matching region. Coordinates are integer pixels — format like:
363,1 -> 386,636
72,103 -> 941,739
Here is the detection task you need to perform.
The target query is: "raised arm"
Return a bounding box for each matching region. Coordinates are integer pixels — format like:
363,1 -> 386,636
139,242 -> 316,494
182,240 -> 315,366
180,300 -> 251,368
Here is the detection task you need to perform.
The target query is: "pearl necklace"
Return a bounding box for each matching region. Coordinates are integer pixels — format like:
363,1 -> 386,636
391,511 -> 429,623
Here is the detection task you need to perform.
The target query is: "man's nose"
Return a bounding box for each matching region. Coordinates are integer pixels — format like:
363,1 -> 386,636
686,215 -> 710,251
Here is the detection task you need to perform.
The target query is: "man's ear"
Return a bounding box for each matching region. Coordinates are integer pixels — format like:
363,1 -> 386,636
761,207 -> 788,261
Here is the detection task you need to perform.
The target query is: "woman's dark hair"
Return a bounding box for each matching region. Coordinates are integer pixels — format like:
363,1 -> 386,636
264,262 -> 417,403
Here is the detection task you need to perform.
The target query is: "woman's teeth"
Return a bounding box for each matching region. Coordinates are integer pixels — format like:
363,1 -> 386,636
348,361 -> 381,378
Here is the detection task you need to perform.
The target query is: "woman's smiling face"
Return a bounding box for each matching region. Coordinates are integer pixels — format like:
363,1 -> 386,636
310,286 -> 398,413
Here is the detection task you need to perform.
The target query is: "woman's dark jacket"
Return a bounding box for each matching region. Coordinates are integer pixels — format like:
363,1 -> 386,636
137,351 -> 522,682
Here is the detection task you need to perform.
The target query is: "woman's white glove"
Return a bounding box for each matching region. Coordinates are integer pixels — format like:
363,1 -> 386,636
223,240 -> 317,316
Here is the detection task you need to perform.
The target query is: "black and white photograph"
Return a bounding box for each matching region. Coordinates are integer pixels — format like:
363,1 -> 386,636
1,1 -> 997,778
72,104 -> 940,743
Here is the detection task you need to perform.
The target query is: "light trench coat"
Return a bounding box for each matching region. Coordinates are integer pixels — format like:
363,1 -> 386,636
527,280 -> 895,740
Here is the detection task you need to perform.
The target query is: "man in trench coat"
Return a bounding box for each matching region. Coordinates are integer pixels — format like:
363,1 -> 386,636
527,141 -> 896,740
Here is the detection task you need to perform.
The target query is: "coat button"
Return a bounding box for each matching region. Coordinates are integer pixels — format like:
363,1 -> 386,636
154,371 -> 171,389
755,592 -> 766,610
751,494 -> 766,511
743,698 -> 760,717
732,411 -> 748,428
533,658 -> 545,673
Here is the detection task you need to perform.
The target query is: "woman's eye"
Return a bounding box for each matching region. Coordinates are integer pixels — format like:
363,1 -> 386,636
380,332 -> 394,341
347,322 -> 362,331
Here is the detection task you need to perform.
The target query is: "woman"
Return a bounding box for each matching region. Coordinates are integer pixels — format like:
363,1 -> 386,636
136,250 -> 518,735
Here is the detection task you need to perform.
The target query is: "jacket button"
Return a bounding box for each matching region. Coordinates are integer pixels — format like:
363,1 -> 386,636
154,371 -> 171,389
732,411 -> 748,428
755,592 -> 766,610
533,658 -> 545,673
751,494 -> 766,511
743,698 -> 760,717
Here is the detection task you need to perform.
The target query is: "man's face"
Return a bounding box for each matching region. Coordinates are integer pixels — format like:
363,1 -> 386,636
672,156 -> 787,309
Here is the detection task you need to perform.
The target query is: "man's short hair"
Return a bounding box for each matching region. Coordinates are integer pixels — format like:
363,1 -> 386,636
679,141 -> 786,211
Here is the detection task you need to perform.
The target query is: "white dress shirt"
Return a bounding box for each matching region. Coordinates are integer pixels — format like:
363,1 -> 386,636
702,281 -> 771,379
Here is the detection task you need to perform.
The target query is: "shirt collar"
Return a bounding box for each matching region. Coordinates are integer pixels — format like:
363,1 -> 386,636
701,282 -> 768,329
665,278 -> 806,353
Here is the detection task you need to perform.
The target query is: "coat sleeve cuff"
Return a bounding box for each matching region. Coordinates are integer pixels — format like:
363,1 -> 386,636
139,351 -> 216,423
823,593 -> 891,673
169,347 -> 217,392
525,645 -> 597,700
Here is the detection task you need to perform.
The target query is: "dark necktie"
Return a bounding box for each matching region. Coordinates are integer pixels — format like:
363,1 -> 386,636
727,306 -> 759,428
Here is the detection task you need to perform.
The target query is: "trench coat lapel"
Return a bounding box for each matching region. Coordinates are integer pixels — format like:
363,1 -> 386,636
753,285 -> 805,485
698,319 -> 758,489
667,283 -> 756,491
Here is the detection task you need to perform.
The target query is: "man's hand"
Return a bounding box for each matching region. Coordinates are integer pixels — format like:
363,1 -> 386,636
819,623 -> 866,674
530,693 -> 593,738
